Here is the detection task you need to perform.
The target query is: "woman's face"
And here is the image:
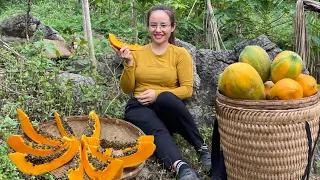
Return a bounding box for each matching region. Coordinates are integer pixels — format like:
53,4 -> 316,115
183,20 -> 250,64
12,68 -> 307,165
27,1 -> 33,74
148,10 -> 175,45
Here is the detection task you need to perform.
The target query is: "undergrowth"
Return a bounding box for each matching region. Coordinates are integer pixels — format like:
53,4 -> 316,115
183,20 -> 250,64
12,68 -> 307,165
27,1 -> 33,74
0,40 -> 213,179
0,1 -> 216,179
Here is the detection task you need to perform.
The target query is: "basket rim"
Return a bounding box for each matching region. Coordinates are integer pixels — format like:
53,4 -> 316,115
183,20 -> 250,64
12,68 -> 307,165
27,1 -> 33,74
216,90 -> 320,110
40,115 -> 146,136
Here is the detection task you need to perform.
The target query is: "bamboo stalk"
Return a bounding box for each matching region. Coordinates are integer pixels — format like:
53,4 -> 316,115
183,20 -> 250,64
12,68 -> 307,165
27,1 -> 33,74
294,0 -> 310,69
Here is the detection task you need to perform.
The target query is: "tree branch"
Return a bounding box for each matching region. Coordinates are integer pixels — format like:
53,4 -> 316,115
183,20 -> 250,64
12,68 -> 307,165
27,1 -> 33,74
0,82 -> 37,100
0,38 -> 28,62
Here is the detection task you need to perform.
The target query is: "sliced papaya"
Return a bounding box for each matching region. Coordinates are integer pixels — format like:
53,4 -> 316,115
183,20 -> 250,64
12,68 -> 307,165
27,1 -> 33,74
54,112 -> 76,138
85,135 -> 154,147
67,145 -> 84,180
17,109 -> 62,146
89,142 -> 156,168
109,33 -> 140,51
82,144 -> 124,180
82,111 -> 100,139
6,135 -> 67,156
8,137 -> 80,176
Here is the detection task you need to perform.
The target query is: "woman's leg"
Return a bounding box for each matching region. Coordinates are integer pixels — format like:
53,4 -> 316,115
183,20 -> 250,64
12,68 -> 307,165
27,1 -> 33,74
153,92 -> 204,150
124,98 -> 182,169
154,92 -> 212,172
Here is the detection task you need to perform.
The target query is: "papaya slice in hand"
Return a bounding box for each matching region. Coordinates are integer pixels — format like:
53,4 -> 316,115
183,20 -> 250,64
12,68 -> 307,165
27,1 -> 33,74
109,33 -> 140,51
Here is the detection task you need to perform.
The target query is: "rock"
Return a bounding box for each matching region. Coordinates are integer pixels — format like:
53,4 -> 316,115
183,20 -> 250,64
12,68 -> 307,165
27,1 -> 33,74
0,14 -> 64,42
97,54 -> 124,82
233,34 -> 278,60
58,72 -> 95,110
0,14 -> 74,60
44,39 -> 73,59
134,167 -> 151,180
0,14 -> 38,39
37,23 -> 64,41
175,39 -> 201,89
68,56 -> 91,71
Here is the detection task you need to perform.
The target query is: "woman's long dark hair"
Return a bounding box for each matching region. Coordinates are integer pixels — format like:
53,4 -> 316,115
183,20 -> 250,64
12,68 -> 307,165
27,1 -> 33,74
146,5 -> 176,45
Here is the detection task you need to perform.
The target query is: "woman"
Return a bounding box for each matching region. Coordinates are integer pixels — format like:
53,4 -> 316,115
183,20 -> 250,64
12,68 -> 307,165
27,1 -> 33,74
112,5 -> 211,180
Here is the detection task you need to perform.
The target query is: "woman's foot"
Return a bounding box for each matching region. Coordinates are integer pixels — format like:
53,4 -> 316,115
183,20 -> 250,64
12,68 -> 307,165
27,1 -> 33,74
198,144 -> 212,173
175,160 -> 202,180
178,167 -> 202,180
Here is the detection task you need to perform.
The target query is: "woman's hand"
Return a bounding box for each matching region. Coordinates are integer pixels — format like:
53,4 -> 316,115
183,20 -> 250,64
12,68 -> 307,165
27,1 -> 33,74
111,45 -> 134,66
136,89 -> 156,105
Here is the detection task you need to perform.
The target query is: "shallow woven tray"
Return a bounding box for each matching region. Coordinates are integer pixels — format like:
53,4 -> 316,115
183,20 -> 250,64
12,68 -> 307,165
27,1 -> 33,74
40,116 -> 146,180
215,91 -> 320,180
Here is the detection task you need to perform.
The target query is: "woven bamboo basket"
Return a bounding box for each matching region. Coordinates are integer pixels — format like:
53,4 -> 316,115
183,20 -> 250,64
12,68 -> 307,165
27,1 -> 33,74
215,91 -> 320,180
39,116 -> 146,180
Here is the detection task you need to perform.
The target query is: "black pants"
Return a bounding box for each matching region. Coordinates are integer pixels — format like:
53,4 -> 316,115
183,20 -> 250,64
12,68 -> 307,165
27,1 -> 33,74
124,92 -> 204,169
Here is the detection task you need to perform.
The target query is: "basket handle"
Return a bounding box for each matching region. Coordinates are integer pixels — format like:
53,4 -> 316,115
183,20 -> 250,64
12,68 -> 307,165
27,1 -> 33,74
302,121 -> 320,180
211,118 -> 227,180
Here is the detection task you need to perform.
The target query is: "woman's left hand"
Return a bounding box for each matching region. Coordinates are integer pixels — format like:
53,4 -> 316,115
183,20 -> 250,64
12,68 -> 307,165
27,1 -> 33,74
135,89 -> 156,105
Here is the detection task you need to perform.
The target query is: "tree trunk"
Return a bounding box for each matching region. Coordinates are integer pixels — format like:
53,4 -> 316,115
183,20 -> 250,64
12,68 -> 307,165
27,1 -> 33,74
206,0 -> 221,50
82,0 -> 97,74
82,0 -> 88,40
26,0 -> 32,42
119,0 -> 124,18
236,23 -> 243,38
132,1 -> 138,44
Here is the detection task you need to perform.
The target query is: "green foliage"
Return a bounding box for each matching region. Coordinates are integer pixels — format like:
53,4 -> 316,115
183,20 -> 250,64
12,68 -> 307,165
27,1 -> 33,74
0,115 -> 19,139
307,12 -> 320,79
0,39 -> 127,180
0,115 -> 56,179
213,0 -> 296,49
0,143 -> 23,180
0,36 -> 127,121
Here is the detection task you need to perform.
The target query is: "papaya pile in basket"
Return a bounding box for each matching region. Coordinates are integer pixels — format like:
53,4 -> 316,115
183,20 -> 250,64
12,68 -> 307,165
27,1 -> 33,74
218,46 -> 318,100
6,109 -> 156,180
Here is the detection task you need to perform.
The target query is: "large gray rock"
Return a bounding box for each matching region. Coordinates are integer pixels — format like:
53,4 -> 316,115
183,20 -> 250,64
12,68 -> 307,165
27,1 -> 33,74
97,35 -> 306,126
0,14 -> 64,42
44,39 -> 73,59
58,72 -> 95,109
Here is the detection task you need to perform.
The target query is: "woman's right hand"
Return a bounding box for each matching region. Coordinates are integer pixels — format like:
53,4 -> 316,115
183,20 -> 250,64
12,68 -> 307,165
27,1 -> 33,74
111,45 -> 134,66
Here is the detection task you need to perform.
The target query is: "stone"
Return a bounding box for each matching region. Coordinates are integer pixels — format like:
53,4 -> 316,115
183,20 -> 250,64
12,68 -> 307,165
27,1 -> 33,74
0,14 -> 64,42
44,39 -> 73,59
58,72 -> 95,108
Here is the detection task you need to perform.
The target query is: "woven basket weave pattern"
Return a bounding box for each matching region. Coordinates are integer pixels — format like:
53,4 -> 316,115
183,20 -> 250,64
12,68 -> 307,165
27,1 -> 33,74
216,91 -> 320,180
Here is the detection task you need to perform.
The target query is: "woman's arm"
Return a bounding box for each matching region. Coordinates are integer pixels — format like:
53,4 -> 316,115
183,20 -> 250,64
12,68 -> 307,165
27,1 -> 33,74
120,61 -> 136,94
112,45 -> 136,94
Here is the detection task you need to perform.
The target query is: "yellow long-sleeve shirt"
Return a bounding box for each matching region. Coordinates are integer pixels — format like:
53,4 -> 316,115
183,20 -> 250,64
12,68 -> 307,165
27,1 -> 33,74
120,43 -> 194,100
